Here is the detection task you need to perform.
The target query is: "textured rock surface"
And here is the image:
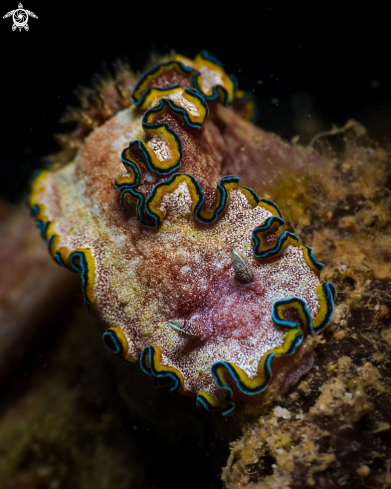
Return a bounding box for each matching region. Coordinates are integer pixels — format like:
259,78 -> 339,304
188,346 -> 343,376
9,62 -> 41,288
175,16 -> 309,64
222,129 -> 391,489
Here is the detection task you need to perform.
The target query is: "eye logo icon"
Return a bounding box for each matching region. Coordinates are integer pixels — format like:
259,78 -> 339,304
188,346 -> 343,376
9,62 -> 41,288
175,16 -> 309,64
3,3 -> 37,31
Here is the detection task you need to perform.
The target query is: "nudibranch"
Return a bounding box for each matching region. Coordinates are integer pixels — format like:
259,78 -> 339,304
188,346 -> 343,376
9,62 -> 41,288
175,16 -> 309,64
28,51 -> 335,414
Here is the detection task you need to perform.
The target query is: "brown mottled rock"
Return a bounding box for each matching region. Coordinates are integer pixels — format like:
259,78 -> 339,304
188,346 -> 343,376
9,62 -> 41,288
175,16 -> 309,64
0,301 -> 145,488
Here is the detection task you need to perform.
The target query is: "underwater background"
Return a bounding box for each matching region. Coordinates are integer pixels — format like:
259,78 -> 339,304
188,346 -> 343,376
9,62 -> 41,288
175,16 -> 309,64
2,4 -> 390,204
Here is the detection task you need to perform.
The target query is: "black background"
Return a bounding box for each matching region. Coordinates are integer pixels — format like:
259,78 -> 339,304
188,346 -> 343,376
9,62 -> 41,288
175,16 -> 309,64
1,3 -> 390,203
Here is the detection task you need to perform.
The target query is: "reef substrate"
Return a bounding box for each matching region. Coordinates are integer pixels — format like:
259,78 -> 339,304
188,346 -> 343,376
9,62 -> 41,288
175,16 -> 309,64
222,127 -> 391,489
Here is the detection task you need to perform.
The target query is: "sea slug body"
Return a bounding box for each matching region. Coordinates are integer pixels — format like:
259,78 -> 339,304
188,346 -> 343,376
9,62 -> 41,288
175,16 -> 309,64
28,51 -> 334,414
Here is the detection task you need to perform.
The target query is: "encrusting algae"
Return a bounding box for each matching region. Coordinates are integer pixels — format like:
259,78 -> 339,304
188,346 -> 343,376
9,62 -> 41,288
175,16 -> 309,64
222,127 -> 391,488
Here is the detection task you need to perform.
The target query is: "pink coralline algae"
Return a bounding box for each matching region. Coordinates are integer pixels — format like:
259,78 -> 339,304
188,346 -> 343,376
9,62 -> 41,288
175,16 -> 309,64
28,51 -> 334,414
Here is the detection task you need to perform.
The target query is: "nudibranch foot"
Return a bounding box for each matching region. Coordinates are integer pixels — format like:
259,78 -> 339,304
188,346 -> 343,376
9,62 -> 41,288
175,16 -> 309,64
29,50 -> 335,415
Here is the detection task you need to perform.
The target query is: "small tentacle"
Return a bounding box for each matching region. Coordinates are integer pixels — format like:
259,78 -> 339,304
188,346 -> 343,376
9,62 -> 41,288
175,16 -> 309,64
230,249 -> 254,283
167,320 -> 203,339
